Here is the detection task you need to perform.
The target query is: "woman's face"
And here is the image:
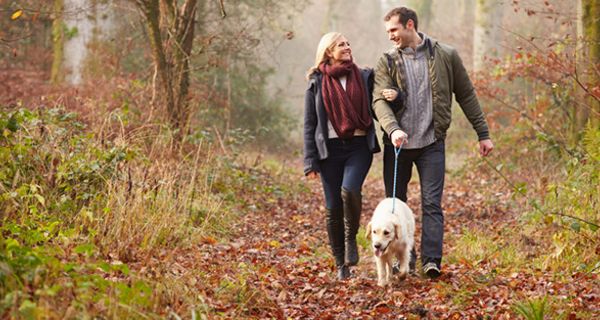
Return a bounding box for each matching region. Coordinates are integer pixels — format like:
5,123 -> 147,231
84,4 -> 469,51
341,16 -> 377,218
328,36 -> 352,65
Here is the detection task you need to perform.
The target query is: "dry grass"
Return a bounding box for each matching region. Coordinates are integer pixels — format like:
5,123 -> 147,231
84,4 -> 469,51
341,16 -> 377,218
80,122 -> 226,259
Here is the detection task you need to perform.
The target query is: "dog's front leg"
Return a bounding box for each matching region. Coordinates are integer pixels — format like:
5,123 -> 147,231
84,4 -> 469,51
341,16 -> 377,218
375,258 -> 388,287
384,260 -> 393,285
396,247 -> 410,280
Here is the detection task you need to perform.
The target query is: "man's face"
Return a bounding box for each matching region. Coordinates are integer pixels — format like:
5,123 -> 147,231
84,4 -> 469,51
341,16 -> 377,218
385,15 -> 409,49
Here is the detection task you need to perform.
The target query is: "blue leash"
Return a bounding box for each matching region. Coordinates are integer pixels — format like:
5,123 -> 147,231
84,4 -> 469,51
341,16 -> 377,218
391,142 -> 403,213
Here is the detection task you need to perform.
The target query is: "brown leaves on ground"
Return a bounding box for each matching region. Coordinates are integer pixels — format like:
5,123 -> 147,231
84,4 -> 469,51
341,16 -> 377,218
130,158 -> 599,319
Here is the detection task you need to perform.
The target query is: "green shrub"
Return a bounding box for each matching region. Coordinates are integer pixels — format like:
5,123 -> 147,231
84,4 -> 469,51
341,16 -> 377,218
533,124 -> 600,272
0,108 -> 130,222
0,105 -> 305,317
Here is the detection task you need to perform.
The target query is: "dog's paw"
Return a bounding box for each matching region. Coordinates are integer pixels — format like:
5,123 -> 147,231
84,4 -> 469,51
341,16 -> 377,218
377,280 -> 389,287
397,271 -> 408,281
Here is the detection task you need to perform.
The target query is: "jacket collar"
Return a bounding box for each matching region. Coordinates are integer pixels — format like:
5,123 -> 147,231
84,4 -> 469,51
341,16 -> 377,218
419,32 -> 437,58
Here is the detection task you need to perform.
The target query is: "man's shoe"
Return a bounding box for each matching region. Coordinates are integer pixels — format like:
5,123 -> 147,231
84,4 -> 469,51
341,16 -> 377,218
423,262 -> 441,279
337,265 -> 350,280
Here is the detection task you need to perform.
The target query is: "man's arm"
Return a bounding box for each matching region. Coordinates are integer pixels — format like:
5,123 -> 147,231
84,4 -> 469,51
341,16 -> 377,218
372,55 -> 402,136
450,49 -> 494,156
451,49 -> 490,141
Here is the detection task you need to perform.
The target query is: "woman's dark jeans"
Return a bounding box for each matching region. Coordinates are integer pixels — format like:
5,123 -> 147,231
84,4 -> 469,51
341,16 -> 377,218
320,136 -> 373,209
383,140 -> 445,267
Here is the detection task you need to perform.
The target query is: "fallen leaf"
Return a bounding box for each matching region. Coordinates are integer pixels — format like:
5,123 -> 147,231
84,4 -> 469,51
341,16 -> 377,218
316,288 -> 326,299
11,9 -> 23,20
277,290 -> 287,301
200,236 -> 217,245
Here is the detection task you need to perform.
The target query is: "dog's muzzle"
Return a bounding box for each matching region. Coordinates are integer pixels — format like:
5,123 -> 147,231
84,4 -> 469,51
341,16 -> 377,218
373,242 -> 389,257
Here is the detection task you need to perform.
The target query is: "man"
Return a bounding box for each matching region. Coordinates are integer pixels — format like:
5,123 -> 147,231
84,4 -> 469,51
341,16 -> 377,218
372,7 -> 494,278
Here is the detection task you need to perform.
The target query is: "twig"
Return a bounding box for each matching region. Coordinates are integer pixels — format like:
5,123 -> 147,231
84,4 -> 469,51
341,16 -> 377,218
486,94 -> 577,158
218,0 -> 226,18
482,157 -> 599,230
548,210 -> 600,230
504,28 -> 600,105
1,33 -> 34,43
212,125 -> 228,155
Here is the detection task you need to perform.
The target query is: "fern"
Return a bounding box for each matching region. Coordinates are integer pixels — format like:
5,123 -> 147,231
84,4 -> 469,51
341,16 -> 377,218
512,296 -> 549,320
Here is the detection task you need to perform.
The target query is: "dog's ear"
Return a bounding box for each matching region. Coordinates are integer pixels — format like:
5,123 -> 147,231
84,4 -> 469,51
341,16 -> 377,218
394,223 -> 400,240
365,222 -> 372,239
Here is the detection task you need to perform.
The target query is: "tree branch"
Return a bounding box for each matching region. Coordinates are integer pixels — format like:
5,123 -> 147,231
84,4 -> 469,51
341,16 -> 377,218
485,94 -> 577,158
482,157 -> 599,230
505,28 -> 600,105
218,0 -> 226,18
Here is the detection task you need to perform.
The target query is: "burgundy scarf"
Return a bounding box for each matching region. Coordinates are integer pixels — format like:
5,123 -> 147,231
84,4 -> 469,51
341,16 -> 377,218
319,61 -> 372,139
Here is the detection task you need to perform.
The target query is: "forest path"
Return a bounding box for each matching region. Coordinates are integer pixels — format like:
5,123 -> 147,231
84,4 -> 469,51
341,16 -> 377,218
150,156 -> 597,319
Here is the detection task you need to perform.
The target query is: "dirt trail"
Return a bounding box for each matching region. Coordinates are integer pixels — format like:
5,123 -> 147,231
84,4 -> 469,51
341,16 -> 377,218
145,160 -> 598,319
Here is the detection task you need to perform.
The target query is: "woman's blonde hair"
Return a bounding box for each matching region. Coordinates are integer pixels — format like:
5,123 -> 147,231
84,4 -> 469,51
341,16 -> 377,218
306,32 -> 344,79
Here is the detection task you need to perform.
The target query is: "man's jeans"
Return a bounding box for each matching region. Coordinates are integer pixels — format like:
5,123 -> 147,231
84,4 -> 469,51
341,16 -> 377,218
383,140 -> 445,267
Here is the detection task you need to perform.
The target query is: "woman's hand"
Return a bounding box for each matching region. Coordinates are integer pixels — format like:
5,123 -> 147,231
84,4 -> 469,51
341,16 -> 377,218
381,88 -> 398,101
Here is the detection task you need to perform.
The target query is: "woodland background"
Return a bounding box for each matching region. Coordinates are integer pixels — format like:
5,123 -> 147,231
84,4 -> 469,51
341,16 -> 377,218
0,0 -> 598,319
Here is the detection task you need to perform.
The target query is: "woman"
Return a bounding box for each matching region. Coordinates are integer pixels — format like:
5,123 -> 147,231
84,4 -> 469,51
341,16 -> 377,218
303,32 -> 380,280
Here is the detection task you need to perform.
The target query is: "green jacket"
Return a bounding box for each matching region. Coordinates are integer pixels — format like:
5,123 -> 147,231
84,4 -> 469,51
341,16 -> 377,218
372,35 -> 490,144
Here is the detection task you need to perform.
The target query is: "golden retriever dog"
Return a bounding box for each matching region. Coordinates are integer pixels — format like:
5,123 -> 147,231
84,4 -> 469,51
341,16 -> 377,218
365,198 -> 415,286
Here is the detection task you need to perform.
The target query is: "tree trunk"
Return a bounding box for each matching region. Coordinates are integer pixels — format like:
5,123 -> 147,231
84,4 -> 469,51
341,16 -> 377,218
225,51 -> 232,136
473,0 -> 504,72
62,0 -> 95,85
462,0 -> 475,66
321,0 -> 338,33
172,0 -> 197,130
50,0 -> 64,84
51,0 -> 115,85
137,0 -> 175,125
408,0 -> 433,31
576,0 -> 600,132
135,0 -> 198,131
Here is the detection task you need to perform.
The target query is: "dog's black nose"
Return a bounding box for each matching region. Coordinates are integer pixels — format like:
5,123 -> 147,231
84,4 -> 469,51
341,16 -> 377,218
374,243 -> 381,249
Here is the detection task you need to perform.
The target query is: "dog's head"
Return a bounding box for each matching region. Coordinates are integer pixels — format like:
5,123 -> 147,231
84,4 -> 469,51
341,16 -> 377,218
365,219 -> 400,257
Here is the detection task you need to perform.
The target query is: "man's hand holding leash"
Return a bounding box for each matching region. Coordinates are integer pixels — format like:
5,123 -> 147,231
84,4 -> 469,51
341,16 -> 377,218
390,129 -> 408,148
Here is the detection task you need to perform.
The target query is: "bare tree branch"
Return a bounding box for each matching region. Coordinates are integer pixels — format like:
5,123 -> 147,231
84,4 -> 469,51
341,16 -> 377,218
482,157 -> 599,231
218,0 -> 226,18
505,28 -> 600,105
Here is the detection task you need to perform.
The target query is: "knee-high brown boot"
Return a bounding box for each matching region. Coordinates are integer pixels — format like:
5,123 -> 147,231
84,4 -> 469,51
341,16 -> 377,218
342,188 -> 362,266
326,207 -> 349,280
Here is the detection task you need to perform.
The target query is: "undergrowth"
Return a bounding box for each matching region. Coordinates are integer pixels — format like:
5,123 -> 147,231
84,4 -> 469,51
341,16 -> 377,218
0,106 -> 301,318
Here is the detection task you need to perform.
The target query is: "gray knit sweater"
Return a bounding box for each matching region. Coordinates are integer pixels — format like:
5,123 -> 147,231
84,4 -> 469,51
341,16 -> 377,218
398,35 -> 435,149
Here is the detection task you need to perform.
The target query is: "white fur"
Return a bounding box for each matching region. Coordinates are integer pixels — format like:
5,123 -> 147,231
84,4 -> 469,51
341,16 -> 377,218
365,198 -> 415,286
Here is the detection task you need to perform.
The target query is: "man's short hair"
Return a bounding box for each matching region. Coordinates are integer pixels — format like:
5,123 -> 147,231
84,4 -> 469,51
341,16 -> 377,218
384,7 -> 419,31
